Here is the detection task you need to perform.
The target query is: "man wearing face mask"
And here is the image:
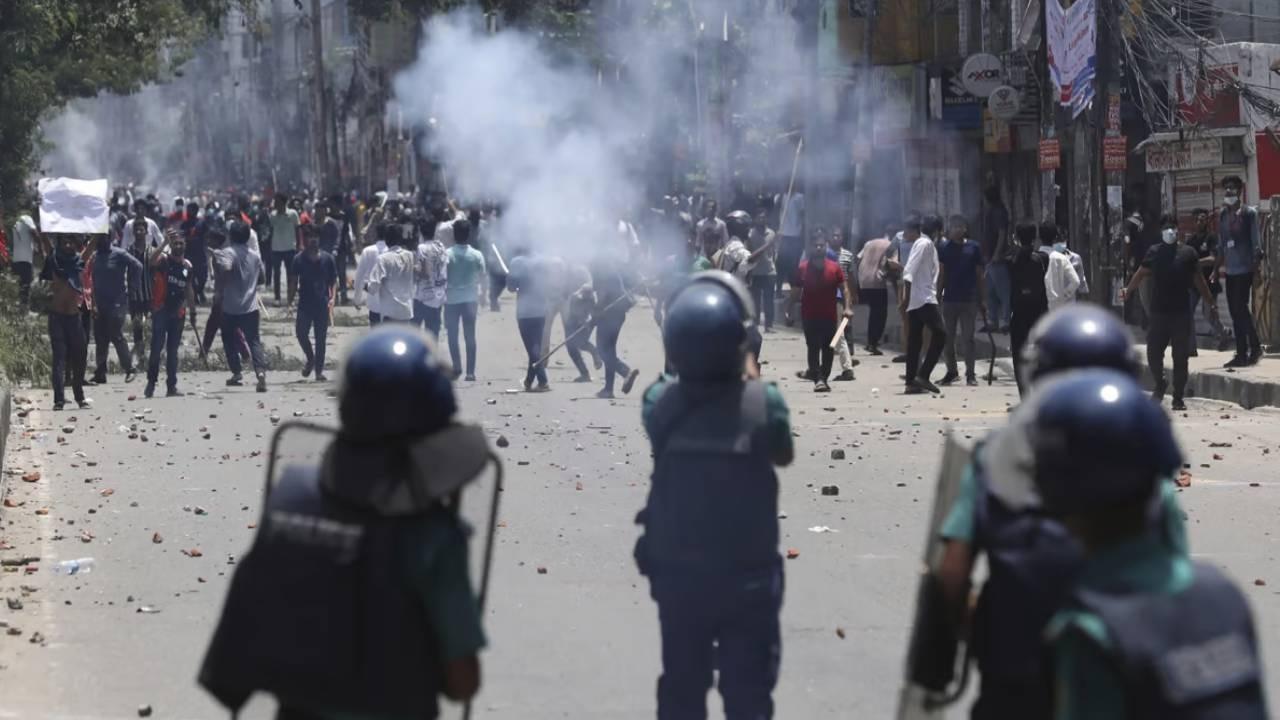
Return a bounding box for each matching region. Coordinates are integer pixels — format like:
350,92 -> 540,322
1120,215 -> 1218,411
1042,226 -> 1081,312
1217,176 -> 1265,367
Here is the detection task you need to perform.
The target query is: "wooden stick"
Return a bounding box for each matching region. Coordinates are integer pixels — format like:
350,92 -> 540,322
829,316 -> 849,349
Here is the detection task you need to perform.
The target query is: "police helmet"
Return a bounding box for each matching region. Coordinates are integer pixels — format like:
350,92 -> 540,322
339,326 -> 457,441
1022,303 -> 1139,384
663,271 -> 756,381
1031,369 -> 1182,516
725,210 -> 751,240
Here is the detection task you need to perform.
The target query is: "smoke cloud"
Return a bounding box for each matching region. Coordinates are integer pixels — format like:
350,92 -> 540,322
392,4 -> 813,258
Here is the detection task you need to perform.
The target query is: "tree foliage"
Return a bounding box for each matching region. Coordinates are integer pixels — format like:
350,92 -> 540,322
0,0 -> 251,215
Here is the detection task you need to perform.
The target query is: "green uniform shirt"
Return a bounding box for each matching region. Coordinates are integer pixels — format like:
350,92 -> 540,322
302,506 -> 487,720
641,376 -> 792,463
1045,535 -> 1194,720
939,463 -> 1188,558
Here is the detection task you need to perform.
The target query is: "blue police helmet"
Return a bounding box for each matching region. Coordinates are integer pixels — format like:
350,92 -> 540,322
1022,303 -> 1140,384
663,271 -> 757,381
339,326 -> 457,441
1031,369 -> 1183,516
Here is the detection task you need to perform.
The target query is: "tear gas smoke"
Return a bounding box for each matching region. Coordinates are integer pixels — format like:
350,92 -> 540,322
392,5 -> 816,259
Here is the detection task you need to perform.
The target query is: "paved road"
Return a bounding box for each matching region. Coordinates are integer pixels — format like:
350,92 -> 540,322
2,302 -> 1278,719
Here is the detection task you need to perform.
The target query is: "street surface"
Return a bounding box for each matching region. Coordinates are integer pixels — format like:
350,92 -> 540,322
2,302 -> 1278,719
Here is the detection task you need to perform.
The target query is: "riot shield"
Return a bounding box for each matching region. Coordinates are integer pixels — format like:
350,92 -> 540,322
895,432 -> 974,720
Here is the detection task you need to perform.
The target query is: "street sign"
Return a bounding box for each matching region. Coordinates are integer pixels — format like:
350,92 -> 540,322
988,86 -> 1021,120
1039,138 -> 1062,170
1104,136 -> 1128,171
961,53 -> 1004,98
1145,138 -> 1224,173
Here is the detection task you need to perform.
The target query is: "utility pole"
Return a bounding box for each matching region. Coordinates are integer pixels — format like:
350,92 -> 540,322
310,0 -> 331,194
855,0 -> 878,237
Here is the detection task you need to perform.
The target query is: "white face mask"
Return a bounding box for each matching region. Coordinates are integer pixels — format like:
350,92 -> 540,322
1224,195 -> 1240,207
1162,228 -> 1177,244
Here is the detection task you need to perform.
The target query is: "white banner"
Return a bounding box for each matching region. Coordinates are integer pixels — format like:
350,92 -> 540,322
1144,138 -> 1224,173
1046,0 -> 1096,118
37,177 -> 110,234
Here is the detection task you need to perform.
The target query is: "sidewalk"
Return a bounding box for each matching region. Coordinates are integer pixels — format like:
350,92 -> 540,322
805,302 -> 1280,410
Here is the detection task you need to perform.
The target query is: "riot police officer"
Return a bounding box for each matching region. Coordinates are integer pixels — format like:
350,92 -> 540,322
927,304 -> 1188,719
199,326 -> 492,719
1032,369 -> 1268,719
635,271 -> 793,719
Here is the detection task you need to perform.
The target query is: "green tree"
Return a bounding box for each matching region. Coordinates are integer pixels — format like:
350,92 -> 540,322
0,0 -> 252,215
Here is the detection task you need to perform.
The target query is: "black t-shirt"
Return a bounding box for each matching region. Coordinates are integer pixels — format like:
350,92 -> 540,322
1184,231 -> 1220,290
1142,243 -> 1200,315
1010,248 -> 1049,311
292,250 -> 337,313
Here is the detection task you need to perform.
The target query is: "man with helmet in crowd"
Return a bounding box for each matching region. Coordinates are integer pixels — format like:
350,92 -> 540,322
923,304 -> 1188,719
634,271 -> 793,718
199,326 -> 491,719
1031,369 -> 1267,719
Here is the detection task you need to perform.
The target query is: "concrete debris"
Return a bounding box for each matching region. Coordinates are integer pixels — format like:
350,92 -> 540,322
821,485 -> 839,496
830,449 -> 845,460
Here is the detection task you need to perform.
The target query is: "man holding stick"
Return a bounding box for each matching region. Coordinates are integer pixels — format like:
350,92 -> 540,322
787,230 -> 854,393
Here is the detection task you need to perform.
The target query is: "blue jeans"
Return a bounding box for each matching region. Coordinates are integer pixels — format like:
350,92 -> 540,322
651,564 -> 784,720
985,262 -> 1011,328
444,301 -> 478,376
222,309 -> 268,376
147,308 -> 184,389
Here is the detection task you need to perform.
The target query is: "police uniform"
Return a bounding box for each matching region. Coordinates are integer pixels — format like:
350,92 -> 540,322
933,304 -> 1191,719
199,327 -> 491,720
1030,369 -> 1268,720
636,271 -> 790,718
637,375 -> 792,718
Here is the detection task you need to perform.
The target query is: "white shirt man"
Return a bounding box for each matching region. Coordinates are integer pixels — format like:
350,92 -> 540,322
119,216 -> 162,249
1045,244 -> 1082,311
902,233 -> 940,311
415,234 -> 449,311
353,239 -> 389,315
434,210 -> 467,247
366,242 -> 416,322
779,192 -> 805,238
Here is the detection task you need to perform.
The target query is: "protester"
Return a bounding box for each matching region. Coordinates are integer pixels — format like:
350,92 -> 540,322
365,224 -> 416,324
10,210 -> 38,308
981,186 -> 1011,333
590,229 -> 641,399
1184,208 -> 1231,355
563,262 -> 601,382
854,226 -> 892,355
1218,176 -> 1265,367
1121,215 -> 1218,411
212,221 -> 269,392
353,224 -> 389,324
266,194 -> 300,303
1043,224 -> 1081,312
200,221 -> 250,363
776,190 -> 805,295
901,216 -> 945,394
827,227 -> 857,381
288,223 -> 337,382
694,199 -> 729,251
1009,223 -> 1050,397
121,200 -> 163,248
692,226 -> 718,271
186,202 -> 210,305
144,230 -> 197,398
89,234 -> 143,384
444,218 -> 485,381
507,250 -> 551,392
40,234 -> 95,410
124,220 -> 155,368
788,228 -> 853,392
746,207 -> 778,331
413,214 -> 448,337
937,215 -> 985,386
